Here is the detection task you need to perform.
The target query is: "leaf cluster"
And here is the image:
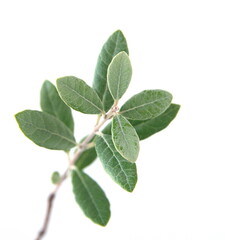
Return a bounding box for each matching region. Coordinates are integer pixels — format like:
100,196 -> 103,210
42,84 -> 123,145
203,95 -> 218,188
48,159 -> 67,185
15,30 -> 180,226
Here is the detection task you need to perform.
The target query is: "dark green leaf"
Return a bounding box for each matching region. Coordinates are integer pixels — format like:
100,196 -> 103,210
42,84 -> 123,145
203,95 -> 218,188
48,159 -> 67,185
107,51 -> 132,100
120,90 -> 172,120
112,115 -> 139,162
57,76 -> 104,114
51,171 -> 61,184
72,169 -> 110,226
129,104 -> 181,140
95,134 -> 137,192
103,104 -> 180,140
75,146 -> 97,170
15,110 -> 76,151
93,30 -> 129,111
40,80 -> 74,132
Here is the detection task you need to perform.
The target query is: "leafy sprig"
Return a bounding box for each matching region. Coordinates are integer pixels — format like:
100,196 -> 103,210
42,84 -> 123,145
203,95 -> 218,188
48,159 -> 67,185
15,30 -> 180,240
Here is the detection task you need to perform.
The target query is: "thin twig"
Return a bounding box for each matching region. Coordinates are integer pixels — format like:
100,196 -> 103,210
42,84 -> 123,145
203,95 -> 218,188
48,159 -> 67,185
34,105 -> 118,240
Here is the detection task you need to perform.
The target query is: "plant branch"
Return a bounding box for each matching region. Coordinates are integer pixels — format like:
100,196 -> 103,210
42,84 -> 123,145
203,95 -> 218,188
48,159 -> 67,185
34,104 -> 118,240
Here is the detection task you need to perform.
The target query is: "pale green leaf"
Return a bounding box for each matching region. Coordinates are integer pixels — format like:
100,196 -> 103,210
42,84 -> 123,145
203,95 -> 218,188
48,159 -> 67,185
120,90 -> 172,120
112,115 -> 139,162
95,134 -> 137,192
72,169 -> 110,226
15,110 -> 76,151
57,76 -> 104,114
51,171 -> 61,184
40,80 -> 74,132
129,104 -> 180,140
102,104 -> 180,140
93,30 -> 129,111
107,52 -> 132,100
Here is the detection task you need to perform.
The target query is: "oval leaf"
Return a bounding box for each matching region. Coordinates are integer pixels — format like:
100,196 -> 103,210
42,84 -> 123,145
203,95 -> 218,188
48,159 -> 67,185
112,115 -> 139,162
95,134 -> 137,192
72,169 -> 110,226
93,30 -> 129,111
15,110 -> 76,151
40,80 -> 74,132
120,90 -> 173,120
103,104 -> 180,140
107,51 -> 132,100
51,171 -> 61,184
57,76 -> 104,114
75,146 -> 97,170
129,104 -> 180,140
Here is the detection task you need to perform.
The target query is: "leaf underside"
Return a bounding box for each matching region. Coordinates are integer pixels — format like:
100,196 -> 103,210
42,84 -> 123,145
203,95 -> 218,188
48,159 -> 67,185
93,30 -> 129,111
15,110 -> 76,151
120,90 -> 173,120
72,169 -> 110,226
112,115 -> 139,162
57,76 -> 104,114
103,104 -> 180,140
107,51 -> 132,100
40,80 -> 74,132
95,134 -> 137,192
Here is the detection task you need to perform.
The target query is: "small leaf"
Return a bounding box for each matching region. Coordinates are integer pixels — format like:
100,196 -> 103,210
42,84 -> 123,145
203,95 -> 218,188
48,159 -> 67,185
72,169 -> 110,226
57,76 -> 104,114
93,30 -> 129,111
107,52 -> 132,100
120,90 -> 172,120
75,146 -> 97,170
40,80 -> 74,132
103,104 -> 180,140
129,104 -> 181,140
95,134 -> 137,192
112,115 -> 139,162
51,171 -> 61,184
15,110 -> 76,151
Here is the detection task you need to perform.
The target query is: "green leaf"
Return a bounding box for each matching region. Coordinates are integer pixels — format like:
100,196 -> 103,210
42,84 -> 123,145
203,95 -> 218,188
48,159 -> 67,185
95,134 -> 137,192
107,52 -> 132,100
112,115 -> 139,162
51,171 -> 61,184
93,30 -> 129,111
15,110 -> 76,151
129,104 -> 181,140
40,80 -> 74,132
57,76 -> 104,114
75,146 -> 97,170
102,104 -> 180,140
72,169 -> 110,226
120,90 -> 173,120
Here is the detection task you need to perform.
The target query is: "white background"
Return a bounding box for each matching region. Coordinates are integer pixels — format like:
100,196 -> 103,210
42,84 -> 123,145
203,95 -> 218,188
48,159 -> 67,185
0,0 -> 225,239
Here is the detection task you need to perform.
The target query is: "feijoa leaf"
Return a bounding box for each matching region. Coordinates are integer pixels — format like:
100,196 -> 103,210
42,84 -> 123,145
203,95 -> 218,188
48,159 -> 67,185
75,146 -> 97,170
103,104 -> 180,140
40,80 -> 74,132
72,169 -> 110,226
129,103 -> 181,140
107,51 -> 132,100
57,76 -> 104,114
95,134 -> 137,192
112,115 -> 139,162
51,171 -> 61,184
120,90 -> 172,120
93,30 -> 129,111
15,110 -> 76,151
